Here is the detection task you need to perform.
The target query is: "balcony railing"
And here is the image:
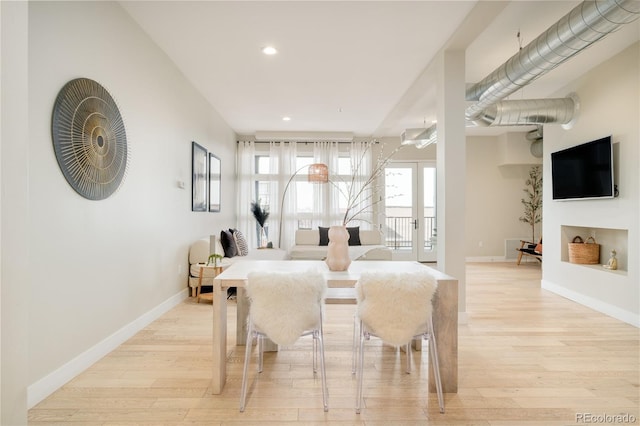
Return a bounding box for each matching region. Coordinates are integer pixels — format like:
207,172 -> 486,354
295,216 -> 436,251
385,216 -> 436,250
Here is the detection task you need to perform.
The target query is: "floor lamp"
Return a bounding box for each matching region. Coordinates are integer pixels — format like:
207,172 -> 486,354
278,163 -> 329,248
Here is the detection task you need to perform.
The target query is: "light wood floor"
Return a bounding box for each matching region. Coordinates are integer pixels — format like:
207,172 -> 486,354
29,262 -> 639,425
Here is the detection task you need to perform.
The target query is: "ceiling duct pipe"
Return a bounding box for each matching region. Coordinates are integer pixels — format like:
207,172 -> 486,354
526,125 -> 544,141
401,124 -> 437,149
414,125 -> 437,148
527,125 -> 544,158
472,95 -> 578,127
465,0 -> 640,123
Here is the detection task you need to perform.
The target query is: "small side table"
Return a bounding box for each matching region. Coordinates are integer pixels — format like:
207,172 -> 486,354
196,265 -> 224,303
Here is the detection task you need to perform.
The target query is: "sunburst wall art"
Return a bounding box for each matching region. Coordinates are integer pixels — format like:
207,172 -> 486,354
51,78 -> 129,200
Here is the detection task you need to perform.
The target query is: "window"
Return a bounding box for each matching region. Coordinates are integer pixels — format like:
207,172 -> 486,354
238,141 -> 376,249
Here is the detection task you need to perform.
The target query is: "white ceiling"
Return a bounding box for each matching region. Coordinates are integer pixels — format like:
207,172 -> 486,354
120,1 -> 639,139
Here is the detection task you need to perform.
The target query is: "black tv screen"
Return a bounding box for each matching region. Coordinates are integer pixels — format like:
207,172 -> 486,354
551,136 -> 614,200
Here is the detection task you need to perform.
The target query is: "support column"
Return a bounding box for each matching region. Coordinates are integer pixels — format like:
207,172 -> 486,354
436,49 -> 467,321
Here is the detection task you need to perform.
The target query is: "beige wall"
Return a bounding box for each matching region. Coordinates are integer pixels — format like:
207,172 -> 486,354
1,2 -> 29,424
542,42 -> 639,325
465,135 -> 540,259
7,1 -> 238,412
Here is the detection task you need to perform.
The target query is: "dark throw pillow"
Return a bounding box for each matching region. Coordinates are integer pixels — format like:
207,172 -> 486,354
220,229 -> 238,258
347,226 -> 361,246
318,226 -> 329,246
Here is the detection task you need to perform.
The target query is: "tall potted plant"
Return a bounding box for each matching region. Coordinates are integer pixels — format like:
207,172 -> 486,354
519,165 -> 542,243
250,201 -> 270,248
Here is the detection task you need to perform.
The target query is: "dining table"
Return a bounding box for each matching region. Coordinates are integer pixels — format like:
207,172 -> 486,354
212,260 -> 458,395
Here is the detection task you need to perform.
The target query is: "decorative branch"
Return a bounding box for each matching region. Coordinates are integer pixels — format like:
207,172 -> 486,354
250,200 -> 269,228
336,142 -> 406,226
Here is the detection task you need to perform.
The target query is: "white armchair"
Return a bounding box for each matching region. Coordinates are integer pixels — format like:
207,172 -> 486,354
187,237 -> 221,297
188,235 -> 288,297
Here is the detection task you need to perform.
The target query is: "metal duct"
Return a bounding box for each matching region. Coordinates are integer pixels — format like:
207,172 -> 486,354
530,140 -> 544,158
466,0 -> 640,122
414,125 -> 437,148
472,96 -> 577,127
401,128 -> 428,144
401,124 -> 437,148
526,126 -> 544,141
528,125 -> 544,158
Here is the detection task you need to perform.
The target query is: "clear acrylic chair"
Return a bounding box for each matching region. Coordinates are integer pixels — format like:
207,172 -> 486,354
239,270 -> 328,412
354,270 -> 444,414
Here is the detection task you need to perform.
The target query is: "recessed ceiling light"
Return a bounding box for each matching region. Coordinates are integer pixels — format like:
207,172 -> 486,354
282,116 -> 291,121
262,46 -> 277,55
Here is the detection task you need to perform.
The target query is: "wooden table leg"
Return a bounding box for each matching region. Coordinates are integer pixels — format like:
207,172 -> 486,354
236,287 -> 248,344
211,277 -> 227,394
430,277 -> 458,393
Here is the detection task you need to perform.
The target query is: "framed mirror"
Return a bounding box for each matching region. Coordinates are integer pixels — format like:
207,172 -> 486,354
192,141 -> 208,212
209,153 -> 221,212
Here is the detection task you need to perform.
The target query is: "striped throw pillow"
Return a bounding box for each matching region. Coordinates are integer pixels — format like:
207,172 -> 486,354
232,229 -> 249,256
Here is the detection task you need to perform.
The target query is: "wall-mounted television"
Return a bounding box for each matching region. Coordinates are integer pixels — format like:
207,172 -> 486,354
551,136 -> 614,200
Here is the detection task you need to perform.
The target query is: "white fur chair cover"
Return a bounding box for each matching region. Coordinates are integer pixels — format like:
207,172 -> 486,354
355,270 -> 438,346
246,270 -> 326,346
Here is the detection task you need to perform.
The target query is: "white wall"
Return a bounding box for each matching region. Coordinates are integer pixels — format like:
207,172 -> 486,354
542,42 -> 639,326
1,2 -> 30,424
23,0 -> 236,408
465,135 -> 540,259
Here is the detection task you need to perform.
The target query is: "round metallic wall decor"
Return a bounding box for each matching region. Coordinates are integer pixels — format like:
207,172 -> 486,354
51,78 -> 129,200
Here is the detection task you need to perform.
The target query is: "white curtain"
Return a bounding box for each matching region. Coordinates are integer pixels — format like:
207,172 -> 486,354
273,142 -> 298,249
236,140 -> 258,248
312,141 -> 340,226
236,140 -> 375,252
345,141 -> 374,227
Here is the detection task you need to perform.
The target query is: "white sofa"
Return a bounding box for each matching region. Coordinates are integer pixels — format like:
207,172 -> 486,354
288,229 -> 392,261
188,235 -> 288,296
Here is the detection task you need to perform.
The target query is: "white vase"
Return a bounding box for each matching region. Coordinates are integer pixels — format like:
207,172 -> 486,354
325,225 -> 351,271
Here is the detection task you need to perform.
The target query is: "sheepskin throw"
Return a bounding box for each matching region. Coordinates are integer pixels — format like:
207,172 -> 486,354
246,270 -> 326,346
356,270 -> 438,346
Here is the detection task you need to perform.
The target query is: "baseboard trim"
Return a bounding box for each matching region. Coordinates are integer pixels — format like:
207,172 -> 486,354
27,289 -> 189,408
542,279 -> 639,328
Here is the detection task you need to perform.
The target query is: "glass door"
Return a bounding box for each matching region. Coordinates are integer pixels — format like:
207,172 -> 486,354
383,162 -> 436,262
421,164 -> 437,262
